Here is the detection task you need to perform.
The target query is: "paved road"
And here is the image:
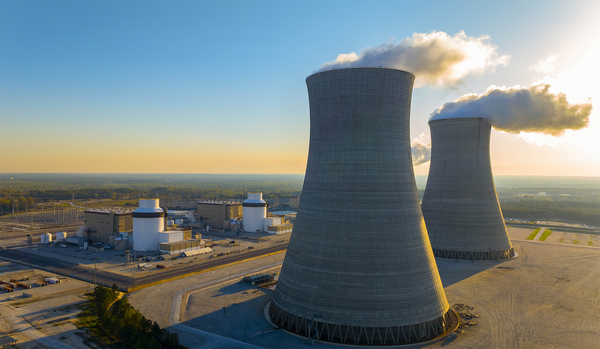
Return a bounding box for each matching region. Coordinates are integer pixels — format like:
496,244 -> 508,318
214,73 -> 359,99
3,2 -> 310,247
0,243 -> 288,291
168,265 -> 281,349
506,222 -> 599,234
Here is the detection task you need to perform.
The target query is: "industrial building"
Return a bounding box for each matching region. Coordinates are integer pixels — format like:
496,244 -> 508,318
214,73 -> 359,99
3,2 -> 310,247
131,199 -> 167,251
421,117 -> 515,260
84,209 -> 133,244
270,68 -> 452,345
159,234 -> 206,255
242,193 -> 294,234
288,195 -> 300,208
196,201 -> 242,229
242,193 -> 267,232
129,198 -> 207,253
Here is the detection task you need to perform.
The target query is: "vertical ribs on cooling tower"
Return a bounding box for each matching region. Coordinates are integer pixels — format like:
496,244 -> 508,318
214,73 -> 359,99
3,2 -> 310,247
269,68 -> 454,345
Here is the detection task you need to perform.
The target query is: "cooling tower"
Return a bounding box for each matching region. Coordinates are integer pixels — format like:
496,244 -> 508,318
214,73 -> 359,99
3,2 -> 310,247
421,117 -> 515,260
269,68 -> 452,346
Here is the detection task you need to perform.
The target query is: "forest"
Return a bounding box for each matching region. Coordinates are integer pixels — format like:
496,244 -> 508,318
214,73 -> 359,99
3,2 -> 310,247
500,199 -> 600,226
79,284 -> 181,348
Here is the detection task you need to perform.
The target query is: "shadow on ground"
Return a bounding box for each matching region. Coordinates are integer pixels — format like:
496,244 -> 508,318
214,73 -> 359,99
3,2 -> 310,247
436,256 -> 512,288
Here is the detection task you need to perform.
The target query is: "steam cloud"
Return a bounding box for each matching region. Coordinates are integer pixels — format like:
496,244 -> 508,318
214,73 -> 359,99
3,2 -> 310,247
411,140 -> 431,166
319,31 -> 509,87
429,85 -> 593,136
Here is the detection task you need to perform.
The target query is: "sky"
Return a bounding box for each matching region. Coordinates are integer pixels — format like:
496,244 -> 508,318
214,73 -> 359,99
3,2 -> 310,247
1,0 -> 599,176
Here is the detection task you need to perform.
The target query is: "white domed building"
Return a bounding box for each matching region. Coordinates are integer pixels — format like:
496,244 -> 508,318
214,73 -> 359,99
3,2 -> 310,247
132,199 -> 166,251
242,193 -> 267,232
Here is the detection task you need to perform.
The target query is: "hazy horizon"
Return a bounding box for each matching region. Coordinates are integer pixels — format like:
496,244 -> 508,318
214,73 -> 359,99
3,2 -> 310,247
2,173 -> 599,190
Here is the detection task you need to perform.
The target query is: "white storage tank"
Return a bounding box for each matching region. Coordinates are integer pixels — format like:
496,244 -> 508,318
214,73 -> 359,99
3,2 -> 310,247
132,198 -> 165,251
40,233 -> 47,244
47,233 -> 53,243
175,218 -> 184,226
167,220 -> 174,226
243,193 -> 267,232
56,231 -> 67,241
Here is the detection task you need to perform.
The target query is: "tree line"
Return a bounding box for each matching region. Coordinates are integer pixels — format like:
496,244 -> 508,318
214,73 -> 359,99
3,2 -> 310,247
82,285 -> 181,349
0,186 -> 300,214
500,199 -> 600,226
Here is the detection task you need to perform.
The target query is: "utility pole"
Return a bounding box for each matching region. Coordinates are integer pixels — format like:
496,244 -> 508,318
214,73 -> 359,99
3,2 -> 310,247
94,257 -> 97,287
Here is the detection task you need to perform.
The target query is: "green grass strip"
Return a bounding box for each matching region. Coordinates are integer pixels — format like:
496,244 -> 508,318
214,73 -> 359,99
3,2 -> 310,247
526,228 -> 541,240
539,229 -> 553,241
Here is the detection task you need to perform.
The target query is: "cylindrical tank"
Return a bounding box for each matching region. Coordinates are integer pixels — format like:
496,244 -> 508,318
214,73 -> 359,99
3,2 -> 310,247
167,220 -> 174,226
132,199 -> 165,251
175,218 -> 184,225
421,117 -> 514,260
242,193 -> 266,232
46,233 -> 53,243
270,68 -> 451,346
56,231 -> 67,241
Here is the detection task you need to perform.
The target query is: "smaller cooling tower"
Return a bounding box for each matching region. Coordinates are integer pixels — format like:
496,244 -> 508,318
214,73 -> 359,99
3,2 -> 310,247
132,199 -> 165,251
421,117 -> 514,260
242,193 -> 266,232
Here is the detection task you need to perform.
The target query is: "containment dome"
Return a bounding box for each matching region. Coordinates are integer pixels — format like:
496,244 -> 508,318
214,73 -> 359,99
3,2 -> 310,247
269,68 -> 453,346
242,193 -> 267,232
132,198 -> 165,251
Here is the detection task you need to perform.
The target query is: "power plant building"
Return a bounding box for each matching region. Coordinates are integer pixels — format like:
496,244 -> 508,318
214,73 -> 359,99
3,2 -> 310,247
132,199 -> 166,251
196,201 -> 243,229
421,117 -> 515,260
270,68 -> 452,345
288,195 -> 300,208
84,209 -> 133,244
242,193 -> 267,232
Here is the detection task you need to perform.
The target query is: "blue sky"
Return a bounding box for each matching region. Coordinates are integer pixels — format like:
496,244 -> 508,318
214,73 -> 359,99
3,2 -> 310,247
1,0 -> 599,175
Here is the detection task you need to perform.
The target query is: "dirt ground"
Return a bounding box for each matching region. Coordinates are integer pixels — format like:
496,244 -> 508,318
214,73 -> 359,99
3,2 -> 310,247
0,263 -> 92,349
176,237 -> 599,349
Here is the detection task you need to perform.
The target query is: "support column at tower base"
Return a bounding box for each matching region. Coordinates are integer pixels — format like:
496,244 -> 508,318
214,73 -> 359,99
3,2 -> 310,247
267,301 -> 458,346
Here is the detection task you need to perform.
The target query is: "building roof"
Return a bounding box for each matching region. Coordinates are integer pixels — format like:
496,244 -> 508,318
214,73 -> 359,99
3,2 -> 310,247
84,209 -> 133,215
197,201 -> 242,205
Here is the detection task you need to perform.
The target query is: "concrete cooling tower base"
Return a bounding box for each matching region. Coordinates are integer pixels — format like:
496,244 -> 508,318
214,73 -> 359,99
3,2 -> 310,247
268,301 -> 459,346
432,247 -> 515,261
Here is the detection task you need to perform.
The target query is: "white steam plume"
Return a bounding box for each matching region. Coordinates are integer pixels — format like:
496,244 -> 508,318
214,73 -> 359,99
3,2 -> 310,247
411,136 -> 431,166
429,84 -> 592,136
319,31 -> 509,88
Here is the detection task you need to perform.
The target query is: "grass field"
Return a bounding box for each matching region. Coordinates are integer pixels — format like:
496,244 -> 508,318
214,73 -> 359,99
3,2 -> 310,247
526,228 -> 541,240
539,229 -> 553,241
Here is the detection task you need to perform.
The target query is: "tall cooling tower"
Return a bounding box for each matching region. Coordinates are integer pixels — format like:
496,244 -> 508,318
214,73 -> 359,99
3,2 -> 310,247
269,68 -> 452,346
421,117 -> 515,260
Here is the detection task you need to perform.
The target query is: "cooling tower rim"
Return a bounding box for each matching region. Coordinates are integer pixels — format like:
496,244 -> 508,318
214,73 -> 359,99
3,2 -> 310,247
307,67 -> 414,80
428,116 -> 486,124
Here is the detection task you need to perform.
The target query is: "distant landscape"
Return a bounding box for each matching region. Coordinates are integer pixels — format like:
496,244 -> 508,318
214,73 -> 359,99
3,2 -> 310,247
1,173 -> 599,226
